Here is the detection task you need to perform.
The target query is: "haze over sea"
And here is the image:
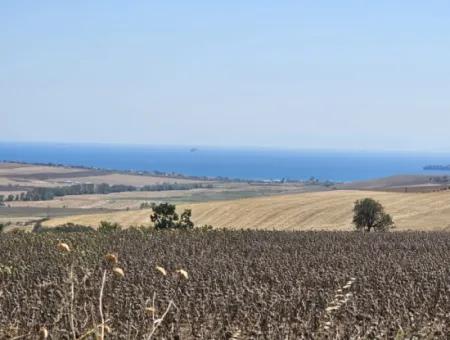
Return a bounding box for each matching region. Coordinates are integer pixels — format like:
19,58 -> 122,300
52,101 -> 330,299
1,142 -> 450,182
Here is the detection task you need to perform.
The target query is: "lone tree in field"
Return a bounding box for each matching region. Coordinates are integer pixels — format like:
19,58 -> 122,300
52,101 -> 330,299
150,203 -> 194,230
353,198 -> 394,232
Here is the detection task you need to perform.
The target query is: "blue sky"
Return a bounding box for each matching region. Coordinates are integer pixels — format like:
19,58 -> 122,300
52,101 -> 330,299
2,1 -> 450,150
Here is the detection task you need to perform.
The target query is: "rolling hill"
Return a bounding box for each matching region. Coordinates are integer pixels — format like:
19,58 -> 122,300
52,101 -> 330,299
43,190 -> 450,231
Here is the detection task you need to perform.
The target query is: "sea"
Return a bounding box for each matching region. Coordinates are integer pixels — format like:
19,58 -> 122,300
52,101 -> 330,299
1,142 -> 450,182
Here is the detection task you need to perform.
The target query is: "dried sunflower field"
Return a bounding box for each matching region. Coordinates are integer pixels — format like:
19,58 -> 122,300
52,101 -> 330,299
0,230 -> 449,339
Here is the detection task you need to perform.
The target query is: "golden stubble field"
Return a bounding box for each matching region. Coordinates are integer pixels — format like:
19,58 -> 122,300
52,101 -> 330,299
43,190 -> 450,231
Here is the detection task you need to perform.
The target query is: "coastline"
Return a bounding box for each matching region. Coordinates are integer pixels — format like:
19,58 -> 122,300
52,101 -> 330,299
0,159 -> 314,185
1,142 -> 450,182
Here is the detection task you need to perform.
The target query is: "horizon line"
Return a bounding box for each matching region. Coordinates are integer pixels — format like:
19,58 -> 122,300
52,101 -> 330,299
2,139 -> 450,154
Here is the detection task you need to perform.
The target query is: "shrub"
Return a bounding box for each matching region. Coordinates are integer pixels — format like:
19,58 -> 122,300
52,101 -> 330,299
98,221 -> 122,233
37,223 -> 95,233
32,222 -> 43,233
353,198 -> 394,232
198,224 -> 214,231
31,218 -> 49,233
179,209 -> 194,229
9,228 -> 26,234
140,202 -> 152,209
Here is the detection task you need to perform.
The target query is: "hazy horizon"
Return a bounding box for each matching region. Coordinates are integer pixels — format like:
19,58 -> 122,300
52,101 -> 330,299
4,139 -> 450,156
2,2 -> 450,151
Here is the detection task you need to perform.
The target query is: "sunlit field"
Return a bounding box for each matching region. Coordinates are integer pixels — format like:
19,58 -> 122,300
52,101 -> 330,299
0,230 -> 448,338
44,190 -> 450,231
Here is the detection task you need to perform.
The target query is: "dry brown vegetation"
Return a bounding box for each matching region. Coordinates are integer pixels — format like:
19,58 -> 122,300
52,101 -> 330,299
0,230 -> 449,338
43,190 -> 450,231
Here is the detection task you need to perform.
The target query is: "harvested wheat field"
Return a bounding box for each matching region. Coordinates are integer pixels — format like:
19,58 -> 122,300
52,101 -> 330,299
44,190 -> 450,231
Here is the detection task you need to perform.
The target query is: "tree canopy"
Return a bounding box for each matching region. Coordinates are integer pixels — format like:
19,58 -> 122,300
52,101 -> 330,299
353,198 -> 394,232
150,203 -> 194,230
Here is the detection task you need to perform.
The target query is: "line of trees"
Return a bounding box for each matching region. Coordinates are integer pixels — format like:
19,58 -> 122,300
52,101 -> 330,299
1,182 -> 213,202
0,194 -> 21,203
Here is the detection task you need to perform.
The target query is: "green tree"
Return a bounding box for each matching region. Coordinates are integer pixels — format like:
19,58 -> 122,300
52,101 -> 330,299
150,203 -> 194,230
353,198 -> 394,232
179,209 -> 194,229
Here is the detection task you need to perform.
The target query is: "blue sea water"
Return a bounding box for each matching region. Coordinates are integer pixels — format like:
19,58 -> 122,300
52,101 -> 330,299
1,142 -> 450,182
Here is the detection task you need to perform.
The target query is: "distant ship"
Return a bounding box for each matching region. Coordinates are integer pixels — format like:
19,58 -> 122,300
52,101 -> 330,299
424,165 -> 450,171
190,148 -> 198,153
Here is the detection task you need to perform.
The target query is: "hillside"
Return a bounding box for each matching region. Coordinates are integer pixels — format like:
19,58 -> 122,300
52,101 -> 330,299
336,174 -> 450,192
1,161 -> 330,228
44,190 -> 450,231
